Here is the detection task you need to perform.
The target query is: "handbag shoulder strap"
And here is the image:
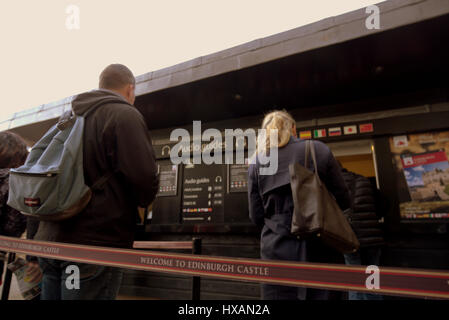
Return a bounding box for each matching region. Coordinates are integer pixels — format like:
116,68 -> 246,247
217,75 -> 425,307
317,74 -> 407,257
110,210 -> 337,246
309,141 -> 322,186
304,140 -> 310,170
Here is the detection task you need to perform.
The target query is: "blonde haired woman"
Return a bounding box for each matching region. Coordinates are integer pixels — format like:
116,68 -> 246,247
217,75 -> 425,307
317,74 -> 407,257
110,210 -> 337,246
248,110 -> 350,300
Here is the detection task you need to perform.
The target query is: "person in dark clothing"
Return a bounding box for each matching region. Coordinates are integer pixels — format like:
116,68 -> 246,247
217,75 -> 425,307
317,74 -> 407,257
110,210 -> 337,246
248,110 -> 351,300
340,168 -> 384,300
35,64 -> 160,300
0,132 -> 42,288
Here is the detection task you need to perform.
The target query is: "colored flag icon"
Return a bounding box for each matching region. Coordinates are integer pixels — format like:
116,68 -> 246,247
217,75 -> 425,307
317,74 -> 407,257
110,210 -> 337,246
393,135 -> 408,148
299,131 -> 312,139
359,123 -> 374,133
313,129 -> 326,138
328,127 -> 342,136
344,125 -> 357,135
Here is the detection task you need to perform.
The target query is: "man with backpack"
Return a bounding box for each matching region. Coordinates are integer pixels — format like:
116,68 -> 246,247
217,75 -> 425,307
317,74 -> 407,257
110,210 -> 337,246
27,64 -> 160,299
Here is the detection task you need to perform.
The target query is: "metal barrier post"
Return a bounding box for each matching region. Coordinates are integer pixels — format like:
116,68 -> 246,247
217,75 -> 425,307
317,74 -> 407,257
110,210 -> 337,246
1,252 -> 15,300
191,238 -> 202,300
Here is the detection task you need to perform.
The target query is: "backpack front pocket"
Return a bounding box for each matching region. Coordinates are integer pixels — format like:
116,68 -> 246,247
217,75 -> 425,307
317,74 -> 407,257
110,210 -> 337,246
8,171 -> 60,215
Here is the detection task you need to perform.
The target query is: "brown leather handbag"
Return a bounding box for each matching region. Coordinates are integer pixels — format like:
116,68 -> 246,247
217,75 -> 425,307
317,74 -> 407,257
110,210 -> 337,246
289,140 -> 360,254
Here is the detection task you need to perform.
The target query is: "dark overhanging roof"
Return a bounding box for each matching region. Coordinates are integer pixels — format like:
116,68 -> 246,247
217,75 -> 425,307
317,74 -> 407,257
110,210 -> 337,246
133,0 -> 449,96
134,3 -> 449,130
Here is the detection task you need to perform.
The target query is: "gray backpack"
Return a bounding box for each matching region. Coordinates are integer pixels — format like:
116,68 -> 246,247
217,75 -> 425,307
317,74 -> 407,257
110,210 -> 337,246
7,105 -> 111,221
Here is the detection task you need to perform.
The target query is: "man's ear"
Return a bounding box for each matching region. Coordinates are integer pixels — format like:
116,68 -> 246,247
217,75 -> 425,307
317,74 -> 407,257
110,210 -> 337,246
126,84 -> 136,105
126,84 -> 133,98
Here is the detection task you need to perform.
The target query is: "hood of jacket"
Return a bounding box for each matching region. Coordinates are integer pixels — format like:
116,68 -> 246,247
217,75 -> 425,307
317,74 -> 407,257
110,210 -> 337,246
71,89 -> 132,116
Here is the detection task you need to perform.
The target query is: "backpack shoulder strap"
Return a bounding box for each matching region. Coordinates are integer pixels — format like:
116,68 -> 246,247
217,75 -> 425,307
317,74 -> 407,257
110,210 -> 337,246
90,171 -> 117,191
79,101 -> 118,191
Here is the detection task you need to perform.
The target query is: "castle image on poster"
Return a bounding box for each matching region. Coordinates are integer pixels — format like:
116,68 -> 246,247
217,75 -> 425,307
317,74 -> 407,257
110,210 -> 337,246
402,151 -> 449,201
390,131 -> 449,220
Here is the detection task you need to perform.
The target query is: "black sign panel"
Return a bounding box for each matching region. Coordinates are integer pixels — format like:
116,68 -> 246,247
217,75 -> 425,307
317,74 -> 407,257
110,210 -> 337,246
151,160 -> 182,225
228,163 -> 249,193
182,164 -> 225,224
156,161 -> 178,197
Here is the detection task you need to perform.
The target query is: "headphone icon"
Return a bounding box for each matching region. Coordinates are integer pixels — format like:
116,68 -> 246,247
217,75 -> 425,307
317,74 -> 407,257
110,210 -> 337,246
215,176 -> 223,183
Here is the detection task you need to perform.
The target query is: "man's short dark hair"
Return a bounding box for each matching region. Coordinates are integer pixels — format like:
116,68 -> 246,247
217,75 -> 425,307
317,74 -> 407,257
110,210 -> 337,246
99,64 -> 135,90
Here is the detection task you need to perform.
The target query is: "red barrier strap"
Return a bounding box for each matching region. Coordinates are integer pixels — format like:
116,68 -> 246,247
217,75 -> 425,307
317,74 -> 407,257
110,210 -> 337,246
133,241 -> 193,250
0,236 -> 448,299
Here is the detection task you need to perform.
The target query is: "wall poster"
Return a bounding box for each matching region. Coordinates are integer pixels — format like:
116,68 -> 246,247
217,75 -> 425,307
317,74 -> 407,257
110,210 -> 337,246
389,131 -> 449,220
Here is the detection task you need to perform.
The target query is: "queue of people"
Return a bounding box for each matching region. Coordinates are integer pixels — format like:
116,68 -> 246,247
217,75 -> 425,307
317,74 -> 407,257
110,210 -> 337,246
0,64 -> 383,300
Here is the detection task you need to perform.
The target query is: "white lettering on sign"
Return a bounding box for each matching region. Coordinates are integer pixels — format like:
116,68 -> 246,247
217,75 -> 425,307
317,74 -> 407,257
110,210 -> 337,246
43,246 -> 60,254
140,257 -> 174,267
237,265 -> 269,276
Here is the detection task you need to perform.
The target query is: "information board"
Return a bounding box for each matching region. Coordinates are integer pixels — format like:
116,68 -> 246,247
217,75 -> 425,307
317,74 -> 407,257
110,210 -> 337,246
228,163 -> 249,193
182,164 -> 225,223
156,161 -> 179,197
390,131 -> 449,220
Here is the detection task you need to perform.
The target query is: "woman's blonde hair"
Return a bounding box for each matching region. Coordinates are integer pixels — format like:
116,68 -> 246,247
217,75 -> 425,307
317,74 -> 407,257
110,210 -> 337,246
259,110 -> 296,152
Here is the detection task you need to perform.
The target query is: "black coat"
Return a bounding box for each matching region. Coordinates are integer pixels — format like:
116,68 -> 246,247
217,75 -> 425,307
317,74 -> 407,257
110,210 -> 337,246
341,169 -> 384,248
0,168 -> 27,237
34,90 -> 160,248
0,168 -> 28,275
248,137 -> 351,263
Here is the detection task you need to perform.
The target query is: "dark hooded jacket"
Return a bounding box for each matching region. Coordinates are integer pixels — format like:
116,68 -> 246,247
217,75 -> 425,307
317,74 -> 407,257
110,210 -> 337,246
1,169 -> 28,279
341,169 -> 384,248
34,89 -> 159,248
0,168 -> 27,237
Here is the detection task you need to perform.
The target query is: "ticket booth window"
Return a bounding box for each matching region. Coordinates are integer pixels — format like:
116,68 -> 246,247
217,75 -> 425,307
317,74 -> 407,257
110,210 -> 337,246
328,139 -> 377,180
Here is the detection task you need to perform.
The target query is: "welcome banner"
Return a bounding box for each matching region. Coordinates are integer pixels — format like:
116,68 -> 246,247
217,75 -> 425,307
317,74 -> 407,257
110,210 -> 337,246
0,236 -> 448,299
